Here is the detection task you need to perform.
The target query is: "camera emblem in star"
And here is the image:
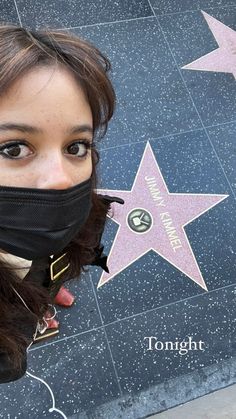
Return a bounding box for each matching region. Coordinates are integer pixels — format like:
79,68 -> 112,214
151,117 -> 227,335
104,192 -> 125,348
127,209 -> 153,234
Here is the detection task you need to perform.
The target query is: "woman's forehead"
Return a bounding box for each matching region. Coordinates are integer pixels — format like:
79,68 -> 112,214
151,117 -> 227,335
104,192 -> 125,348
0,66 -> 93,128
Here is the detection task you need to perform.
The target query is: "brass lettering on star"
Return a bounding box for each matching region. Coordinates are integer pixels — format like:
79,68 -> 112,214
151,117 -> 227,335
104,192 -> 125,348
160,212 -> 183,252
145,176 -> 166,207
145,176 -> 183,252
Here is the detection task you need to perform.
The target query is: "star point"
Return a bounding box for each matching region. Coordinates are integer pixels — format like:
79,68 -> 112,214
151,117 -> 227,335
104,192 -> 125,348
181,10 -> 236,79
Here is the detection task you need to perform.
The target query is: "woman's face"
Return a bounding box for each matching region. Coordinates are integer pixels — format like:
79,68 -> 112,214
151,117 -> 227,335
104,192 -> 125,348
0,65 -> 93,189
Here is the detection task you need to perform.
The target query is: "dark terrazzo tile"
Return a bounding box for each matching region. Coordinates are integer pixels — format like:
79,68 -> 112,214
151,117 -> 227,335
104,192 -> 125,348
73,18 -> 202,146
90,133 -> 234,323
150,0 -> 236,14
105,285 -> 235,394
0,329 -> 121,418
157,9 -> 236,126
147,132 -> 230,194
183,197 -> 235,290
0,0 -> 20,25
91,249 -> 204,325
68,356 -> 236,418
96,141 -> 145,191
16,0 -> 153,30
206,121 -> 236,195
97,129 -> 229,194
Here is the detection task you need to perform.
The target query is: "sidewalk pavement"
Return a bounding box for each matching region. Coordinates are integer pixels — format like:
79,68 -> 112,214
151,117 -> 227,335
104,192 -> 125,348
149,383 -> 236,419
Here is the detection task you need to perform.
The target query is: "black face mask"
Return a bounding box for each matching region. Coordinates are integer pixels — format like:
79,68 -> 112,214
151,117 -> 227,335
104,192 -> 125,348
0,177 -> 93,260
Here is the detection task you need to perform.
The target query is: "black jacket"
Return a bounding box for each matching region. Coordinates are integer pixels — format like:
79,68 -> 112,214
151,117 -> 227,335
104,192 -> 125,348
0,194 -> 124,384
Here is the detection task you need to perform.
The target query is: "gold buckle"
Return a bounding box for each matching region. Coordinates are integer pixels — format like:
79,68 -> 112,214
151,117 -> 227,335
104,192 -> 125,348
50,253 -> 70,282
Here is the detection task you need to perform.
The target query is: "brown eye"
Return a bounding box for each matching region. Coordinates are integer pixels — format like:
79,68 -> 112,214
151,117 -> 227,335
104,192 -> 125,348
0,141 -> 31,159
66,140 -> 93,159
6,145 -> 21,157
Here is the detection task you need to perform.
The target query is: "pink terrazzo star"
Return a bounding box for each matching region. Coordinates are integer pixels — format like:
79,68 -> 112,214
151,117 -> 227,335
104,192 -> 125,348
96,141 -> 228,290
181,10 -> 236,79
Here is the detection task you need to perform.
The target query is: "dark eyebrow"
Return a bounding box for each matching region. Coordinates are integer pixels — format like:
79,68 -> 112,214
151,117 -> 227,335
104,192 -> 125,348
0,122 -> 93,135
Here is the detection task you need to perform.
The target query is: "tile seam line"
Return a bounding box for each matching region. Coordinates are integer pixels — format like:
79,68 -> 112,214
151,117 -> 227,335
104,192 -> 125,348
155,16 -> 236,201
89,271 -> 123,396
98,280 -> 236,327
14,0 -> 22,26
56,15 -> 155,31
147,0 -> 156,17
12,3 -> 236,28
97,120 -> 236,153
205,119 -> 236,129
98,127 -> 205,152
29,280 -> 236,352
153,5 -> 236,18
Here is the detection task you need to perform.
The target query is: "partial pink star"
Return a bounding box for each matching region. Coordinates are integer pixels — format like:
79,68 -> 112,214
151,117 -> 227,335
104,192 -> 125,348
96,141 -> 228,290
181,10 -> 236,79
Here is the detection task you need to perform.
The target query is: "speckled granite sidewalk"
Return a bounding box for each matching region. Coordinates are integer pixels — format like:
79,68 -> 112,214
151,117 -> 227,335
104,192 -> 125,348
0,1 -> 235,418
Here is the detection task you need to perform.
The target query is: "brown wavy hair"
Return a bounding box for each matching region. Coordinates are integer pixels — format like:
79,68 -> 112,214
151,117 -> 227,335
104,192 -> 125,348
0,23 -> 115,372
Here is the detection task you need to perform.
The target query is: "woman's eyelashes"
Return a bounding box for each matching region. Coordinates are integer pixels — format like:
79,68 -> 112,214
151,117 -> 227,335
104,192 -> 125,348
0,140 -> 31,159
66,139 -> 94,159
0,139 -> 95,160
